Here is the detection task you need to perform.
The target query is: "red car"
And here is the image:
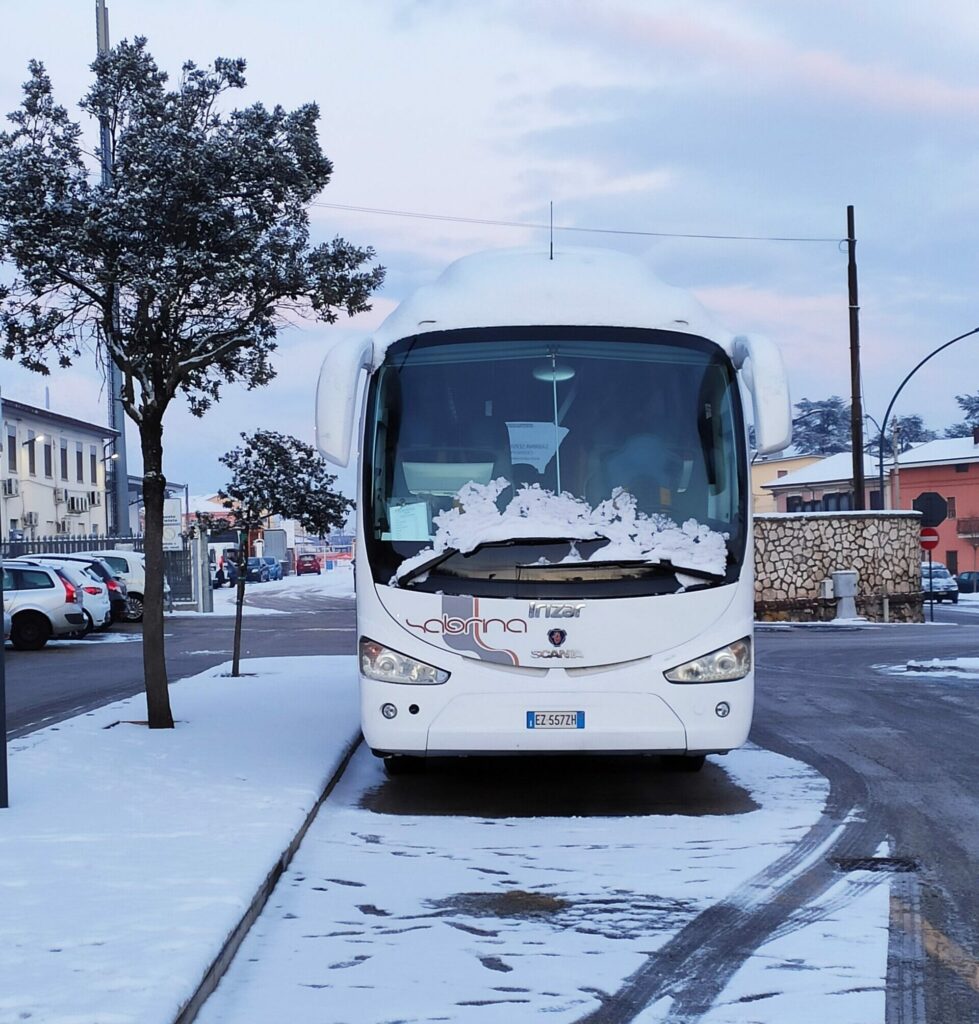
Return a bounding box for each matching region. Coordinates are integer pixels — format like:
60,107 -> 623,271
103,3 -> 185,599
295,553 -> 321,576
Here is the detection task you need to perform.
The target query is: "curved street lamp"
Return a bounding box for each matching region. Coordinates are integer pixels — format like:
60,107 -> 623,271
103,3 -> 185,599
876,327 -> 979,508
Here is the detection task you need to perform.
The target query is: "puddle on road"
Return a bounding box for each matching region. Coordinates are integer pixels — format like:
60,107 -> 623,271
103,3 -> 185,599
360,755 -> 758,818
424,888 -> 698,940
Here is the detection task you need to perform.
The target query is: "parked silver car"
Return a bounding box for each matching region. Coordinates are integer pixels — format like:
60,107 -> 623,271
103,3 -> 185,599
18,559 -> 113,634
18,554 -> 129,622
2,560 -> 87,649
921,562 -> 959,603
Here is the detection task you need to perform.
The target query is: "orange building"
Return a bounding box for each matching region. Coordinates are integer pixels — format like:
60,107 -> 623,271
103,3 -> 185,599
888,430 -> 979,576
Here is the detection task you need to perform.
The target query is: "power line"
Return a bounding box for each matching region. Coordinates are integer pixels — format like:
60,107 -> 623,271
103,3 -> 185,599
311,201 -> 843,244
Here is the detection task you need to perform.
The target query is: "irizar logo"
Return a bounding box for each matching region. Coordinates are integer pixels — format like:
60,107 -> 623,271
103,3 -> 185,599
528,602 -> 585,618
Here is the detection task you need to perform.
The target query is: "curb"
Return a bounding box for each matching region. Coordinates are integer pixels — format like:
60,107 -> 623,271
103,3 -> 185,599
172,732 -> 363,1024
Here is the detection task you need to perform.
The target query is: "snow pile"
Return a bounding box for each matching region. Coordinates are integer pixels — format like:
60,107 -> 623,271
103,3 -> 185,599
393,479 -> 728,583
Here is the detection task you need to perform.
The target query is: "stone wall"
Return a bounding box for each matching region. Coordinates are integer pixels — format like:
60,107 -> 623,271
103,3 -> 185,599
754,512 -> 923,622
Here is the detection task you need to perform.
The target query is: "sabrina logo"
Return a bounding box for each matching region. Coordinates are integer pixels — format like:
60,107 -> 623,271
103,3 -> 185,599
406,615 -> 528,636
547,628 -> 567,647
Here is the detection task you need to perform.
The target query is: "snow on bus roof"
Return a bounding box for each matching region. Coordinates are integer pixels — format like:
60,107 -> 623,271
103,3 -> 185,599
369,246 -> 732,365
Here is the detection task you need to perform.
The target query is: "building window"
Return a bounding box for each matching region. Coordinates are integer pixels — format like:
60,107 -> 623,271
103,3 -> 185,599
27,431 -> 37,475
90,445 -> 98,484
869,489 -> 883,510
947,496 -> 957,519
44,442 -> 53,478
75,442 -> 84,482
60,439 -> 68,480
6,428 -> 16,473
947,551 -> 958,575
777,470 -> 788,478
955,464 -> 968,473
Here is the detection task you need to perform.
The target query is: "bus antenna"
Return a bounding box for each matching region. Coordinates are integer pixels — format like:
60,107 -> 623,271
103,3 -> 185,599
549,201 -> 554,260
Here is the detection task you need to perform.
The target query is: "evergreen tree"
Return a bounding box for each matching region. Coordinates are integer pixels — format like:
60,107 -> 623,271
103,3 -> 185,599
791,396 -> 852,454
0,42 -> 383,726
944,391 -> 979,437
866,414 -> 936,457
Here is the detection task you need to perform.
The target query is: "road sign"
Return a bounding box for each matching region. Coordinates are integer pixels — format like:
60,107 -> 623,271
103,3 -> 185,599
162,497 -> 183,551
920,526 -> 940,551
912,491 -> 948,528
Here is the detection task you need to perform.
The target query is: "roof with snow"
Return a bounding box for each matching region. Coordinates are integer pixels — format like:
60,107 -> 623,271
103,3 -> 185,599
891,435 -> 979,466
370,246 -> 734,362
763,451 -> 888,489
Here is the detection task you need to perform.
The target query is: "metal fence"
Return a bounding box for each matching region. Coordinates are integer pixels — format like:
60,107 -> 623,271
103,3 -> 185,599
0,533 -> 196,603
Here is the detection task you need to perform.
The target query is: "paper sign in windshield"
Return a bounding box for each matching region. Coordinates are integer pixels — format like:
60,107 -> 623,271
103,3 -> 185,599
506,421 -> 569,473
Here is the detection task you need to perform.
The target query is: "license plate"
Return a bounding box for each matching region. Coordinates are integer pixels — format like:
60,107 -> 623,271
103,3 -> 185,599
526,711 -> 585,729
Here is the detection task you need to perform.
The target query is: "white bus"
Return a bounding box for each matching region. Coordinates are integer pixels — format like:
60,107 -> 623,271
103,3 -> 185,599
316,247 -> 791,772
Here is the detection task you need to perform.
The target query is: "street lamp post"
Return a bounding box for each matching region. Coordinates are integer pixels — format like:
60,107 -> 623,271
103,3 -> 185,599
876,327 -> 979,509
862,413 -> 887,510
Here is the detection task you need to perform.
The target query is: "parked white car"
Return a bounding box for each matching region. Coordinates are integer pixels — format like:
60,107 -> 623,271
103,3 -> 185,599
77,550 -> 148,622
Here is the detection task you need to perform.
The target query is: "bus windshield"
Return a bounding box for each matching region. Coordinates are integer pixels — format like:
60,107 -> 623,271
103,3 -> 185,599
363,327 -> 747,597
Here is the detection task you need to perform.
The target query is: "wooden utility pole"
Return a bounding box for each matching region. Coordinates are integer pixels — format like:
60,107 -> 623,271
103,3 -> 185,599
847,205 -> 866,509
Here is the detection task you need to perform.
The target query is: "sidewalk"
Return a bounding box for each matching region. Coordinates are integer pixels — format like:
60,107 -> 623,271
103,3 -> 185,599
0,654 -> 361,1024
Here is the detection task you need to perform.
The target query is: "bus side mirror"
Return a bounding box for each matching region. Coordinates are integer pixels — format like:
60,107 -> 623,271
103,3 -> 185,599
731,334 -> 792,455
315,335 -> 373,467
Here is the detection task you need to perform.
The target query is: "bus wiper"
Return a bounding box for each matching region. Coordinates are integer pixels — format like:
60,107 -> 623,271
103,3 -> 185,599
539,557 -> 726,582
396,537 -> 578,587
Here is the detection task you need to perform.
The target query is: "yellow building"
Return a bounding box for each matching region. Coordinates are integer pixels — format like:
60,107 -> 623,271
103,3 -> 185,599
750,451 -> 824,513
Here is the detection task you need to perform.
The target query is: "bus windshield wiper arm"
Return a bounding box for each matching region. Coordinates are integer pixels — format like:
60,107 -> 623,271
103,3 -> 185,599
396,537 -> 577,587
398,542 -> 727,586
541,557 -> 726,582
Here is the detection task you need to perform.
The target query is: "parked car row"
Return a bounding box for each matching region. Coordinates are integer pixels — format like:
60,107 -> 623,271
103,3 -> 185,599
3,549 -> 172,650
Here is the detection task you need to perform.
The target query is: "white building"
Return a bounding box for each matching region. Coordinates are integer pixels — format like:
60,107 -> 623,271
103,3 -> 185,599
0,395 -> 117,542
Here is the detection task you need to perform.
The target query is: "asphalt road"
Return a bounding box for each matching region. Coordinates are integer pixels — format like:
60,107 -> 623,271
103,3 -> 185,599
753,620 -> 979,1024
2,592 -> 356,738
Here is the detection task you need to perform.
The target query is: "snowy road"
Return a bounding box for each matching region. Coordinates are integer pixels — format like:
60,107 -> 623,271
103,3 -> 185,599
196,744 -> 889,1024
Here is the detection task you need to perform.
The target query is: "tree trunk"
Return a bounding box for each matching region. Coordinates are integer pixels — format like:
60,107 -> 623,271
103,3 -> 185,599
140,415 -> 175,728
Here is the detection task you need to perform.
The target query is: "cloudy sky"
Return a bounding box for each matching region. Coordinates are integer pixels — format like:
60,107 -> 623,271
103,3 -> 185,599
3,1 -> 979,495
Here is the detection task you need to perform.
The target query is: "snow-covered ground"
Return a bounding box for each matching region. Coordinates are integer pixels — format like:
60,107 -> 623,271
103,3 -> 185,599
1,641 -> 892,1023
171,561 -> 356,618
195,744 -> 888,1024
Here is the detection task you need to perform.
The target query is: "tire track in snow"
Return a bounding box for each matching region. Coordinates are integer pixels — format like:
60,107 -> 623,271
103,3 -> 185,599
573,744 -> 887,1023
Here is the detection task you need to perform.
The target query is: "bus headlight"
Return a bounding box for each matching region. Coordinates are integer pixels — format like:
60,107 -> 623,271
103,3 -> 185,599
360,638 -> 449,685
664,638 -> 751,683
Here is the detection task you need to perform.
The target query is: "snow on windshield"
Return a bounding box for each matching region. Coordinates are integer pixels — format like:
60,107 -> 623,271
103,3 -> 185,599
391,479 -> 728,584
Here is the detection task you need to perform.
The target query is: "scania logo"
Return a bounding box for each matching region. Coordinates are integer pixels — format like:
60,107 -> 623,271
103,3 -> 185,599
547,628 -> 567,647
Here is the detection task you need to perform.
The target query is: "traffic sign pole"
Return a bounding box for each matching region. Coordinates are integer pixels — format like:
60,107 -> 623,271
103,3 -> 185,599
928,550 -> 934,622
920,527 -> 941,622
